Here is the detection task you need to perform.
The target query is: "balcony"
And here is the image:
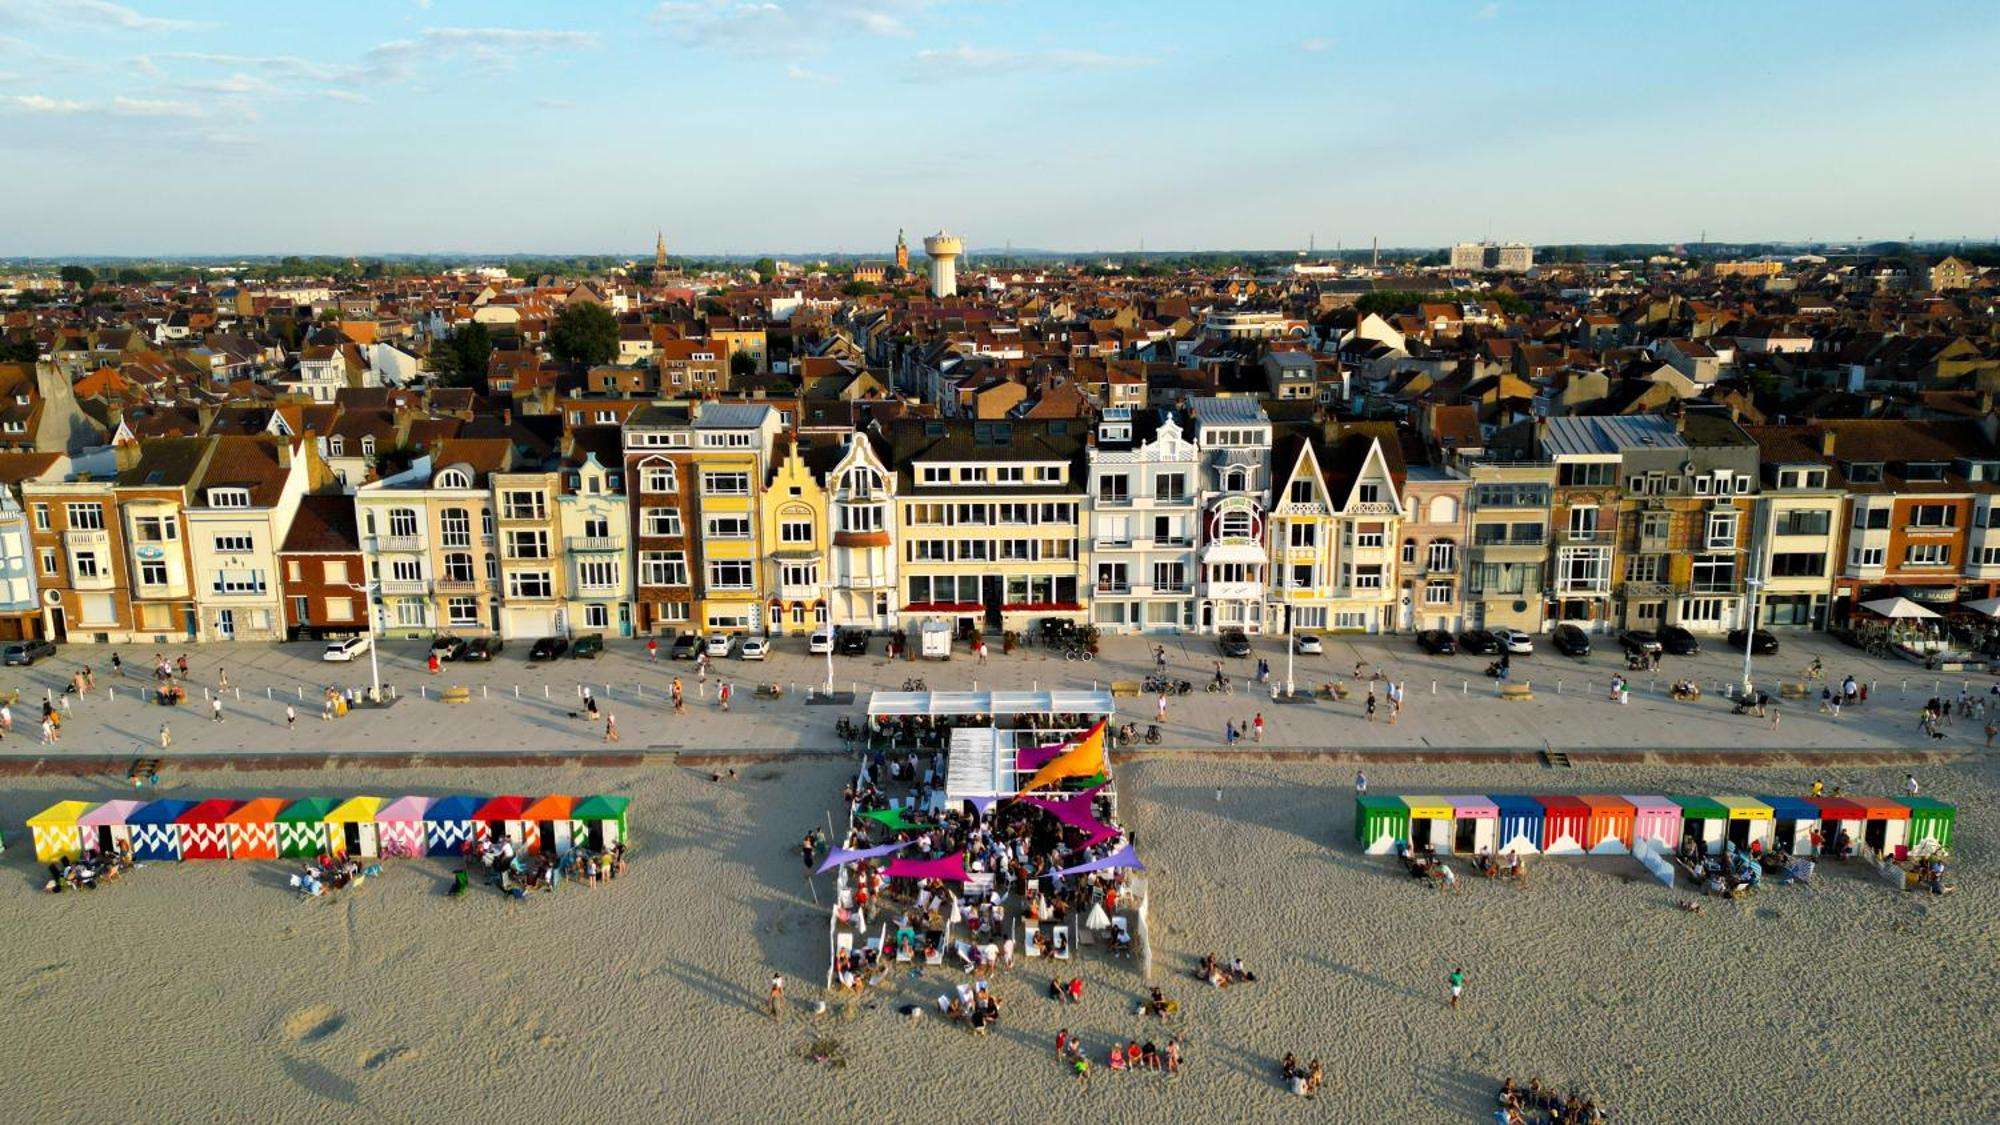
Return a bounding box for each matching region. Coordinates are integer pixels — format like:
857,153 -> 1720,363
499,508 -> 549,524
1152,536 -> 1193,549
1556,528 -> 1611,545
376,535 -> 424,553
63,528 -> 108,551
379,578 -> 429,596
70,567 -> 117,591
1094,495 -> 1134,508
566,536 -> 623,553
1472,529 -> 1546,547
1638,534 -> 1672,553
434,578 -> 481,594
1153,494 -> 1191,506
1687,579 -> 1744,595
1095,583 -> 1131,596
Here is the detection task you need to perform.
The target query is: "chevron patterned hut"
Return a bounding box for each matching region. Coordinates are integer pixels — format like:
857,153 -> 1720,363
223,799 -> 288,860
78,800 -> 145,859
473,795 -> 537,851
129,800 -> 197,862
277,798 -> 340,858
571,795 -> 630,851
27,801 -> 92,863
177,800 -> 242,860
375,797 -> 431,859
326,797 -> 386,858
423,796 -> 482,857
520,795 -> 577,857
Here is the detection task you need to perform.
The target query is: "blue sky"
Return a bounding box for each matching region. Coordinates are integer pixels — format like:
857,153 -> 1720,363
2,0 -> 1996,256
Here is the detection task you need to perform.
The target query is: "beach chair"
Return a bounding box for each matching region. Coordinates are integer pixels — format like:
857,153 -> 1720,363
866,925 -> 886,961
1023,923 -> 1043,958
924,943 -> 944,967
895,929 -> 916,963
1053,927 -> 1071,960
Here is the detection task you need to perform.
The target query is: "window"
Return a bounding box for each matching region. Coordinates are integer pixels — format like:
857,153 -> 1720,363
1427,540 -> 1457,572
1904,544 -> 1950,568
1155,473 -> 1187,502
1097,475 -> 1130,503
843,467 -> 880,497
1849,546 -> 1885,568
1428,495 -> 1458,523
1222,467 -> 1249,492
1558,548 -> 1611,590
1096,562 -> 1129,593
1770,552 -> 1825,578
1852,506 -> 1890,530
1152,562 -> 1186,592
1356,483 -> 1382,505
388,508 -> 419,538
1289,479 -> 1313,504
328,436 -> 345,456
1288,523 -> 1316,549
504,530 -> 549,559
780,519 -> 814,544
1401,538 -> 1417,566
389,558 -> 421,582
577,560 -> 619,589
1352,564 -> 1383,590
139,559 -> 168,586
1289,563 -> 1312,588
440,508 -> 471,548
395,601 -> 428,627
1689,557 -> 1736,592
994,466 -> 1025,484
506,571 -> 553,598
583,603 -> 609,629
444,597 -> 479,625
1558,462 -> 1616,487
74,550 -> 99,578
1778,510 -> 1831,536
206,488 -> 251,508
65,503 -> 103,530
1424,581 -> 1455,605
361,436 -> 376,458
325,596 -> 356,622
32,504 -> 48,531
780,561 -> 818,588
642,466 -> 677,493
702,471 -> 750,496
705,516 -> 752,540
640,551 -> 688,586
1218,509 -> 1255,539
1705,511 -> 1737,550
441,553 -> 474,583
642,508 -> 683,537
39,547 -> 55,575
1908,504 -> 1956,529
1354,527 -> 1384,549
707,559 -> 754,589
1844,461 -> 1884,484
131,515 -> 177,543
502,490 -> 546,520
212,569 -> 266,595
1902,462 -> 1947,482
1626,555 -> 1661,584
1979,546 -> 2000,567
213,534 -> 253,553
919,466 -> 951,485
840,505 -> 884,533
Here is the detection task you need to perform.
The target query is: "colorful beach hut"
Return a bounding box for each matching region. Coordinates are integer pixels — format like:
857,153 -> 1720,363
325,797 -> 385,858
473,795 -> 538,851
277,798 -> 340,858
26,800 -> 91,863
1807,797 -> 1868,856
1897,797 -> 1955,850
176,799 -> 242,860
1355,795 -> 1409,855
223,798 -> 287,859
1622,796 -> 1682,853
1534,795 -> 1590,855
78,800 -> 145,857
375,797 -> 431,858
572,795 -> 631,851
1577,795 -> 1636,854
1670,796 -> 1729,854
1757,795 -> 1822,855
424,796 -> 483,857
1714,796 -> 1776,853
1492,796 -> 1544,856
128,799 -> 196,861
1845,796 -> 1910,857
521,795 -> 578,856
1400,796 -> 1455,853
1443,796 -> 1499,855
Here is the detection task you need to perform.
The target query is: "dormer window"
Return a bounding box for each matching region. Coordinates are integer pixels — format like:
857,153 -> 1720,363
1901,462 -> 1946,482
328,436 -> 345,456
436,469 -> 470,489
1844,461 -> 1884,484
206,488 -> 250,508
361,436 -> 376,458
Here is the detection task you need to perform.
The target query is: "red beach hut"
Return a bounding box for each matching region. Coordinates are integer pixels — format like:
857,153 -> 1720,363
177,799 -> 242,859
1534,795 -> 1591,855
473,795 -> 539,851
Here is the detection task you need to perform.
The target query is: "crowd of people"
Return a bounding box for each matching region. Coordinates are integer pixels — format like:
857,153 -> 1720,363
463,834 -> 628,901
1495,1076 -> 1607,1123
43,842 -> 132,892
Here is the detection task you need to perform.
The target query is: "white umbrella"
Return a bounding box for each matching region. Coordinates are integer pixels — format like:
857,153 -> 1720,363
1084,902 -> 1111,931
1958,596 -> 2000,618
1861,596 -> 1940,620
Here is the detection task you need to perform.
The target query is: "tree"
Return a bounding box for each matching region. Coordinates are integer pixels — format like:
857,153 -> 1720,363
429,321 -> 494,387
58,265 -> 96,290
752,257 -> 777,280
730,350 -> 758,379
841,280 -> 879,297
547,302 -> 619,369
115,268 -> 150,285
0,334 -> 38,363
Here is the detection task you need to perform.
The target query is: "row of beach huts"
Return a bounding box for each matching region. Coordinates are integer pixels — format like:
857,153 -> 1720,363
1355,793 -> 1954,860
23,795 -> 631,865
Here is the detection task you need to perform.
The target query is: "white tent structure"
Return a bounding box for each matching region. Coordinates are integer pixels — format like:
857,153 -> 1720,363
1957,596 -> 2000,618
865,689 -> 1117,719
1860,597 -> 1940,620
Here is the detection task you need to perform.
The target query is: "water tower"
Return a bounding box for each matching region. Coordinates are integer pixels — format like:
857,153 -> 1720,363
923,230 -> 963,298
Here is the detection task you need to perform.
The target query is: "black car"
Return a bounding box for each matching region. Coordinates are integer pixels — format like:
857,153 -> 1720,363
1,638 -> 56,666
1416,629 -> 1457,655
670,634 -> 701,660
527,636 -> 569,662
459,636 -> 503,661
1618,629 -> 1662,655
1727,628 -> 1780,655
835,628 -> 871,656
1217,628 -> 1252,658
1552,623 -> 1591,657
1657,624 -> 1700,655
430,634 -> 463,659
1457,629 -> 1502,656
570,634 -> 604,659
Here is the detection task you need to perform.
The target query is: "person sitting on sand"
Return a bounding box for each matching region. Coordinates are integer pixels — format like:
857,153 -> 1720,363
1142,1041 -> 1160,1070
1281,1054 -> 1301,1082
1109,1043 -> 1127,1071
1067,977 -> 1085,1004
1306,1059 -> 1324,1096
1230,957 -> 1257,983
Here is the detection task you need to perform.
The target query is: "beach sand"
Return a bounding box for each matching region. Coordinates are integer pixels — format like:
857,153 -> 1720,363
1,756 -> 1993,1122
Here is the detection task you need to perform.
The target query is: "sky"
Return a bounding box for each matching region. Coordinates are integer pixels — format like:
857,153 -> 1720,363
2,0 -> 1998,257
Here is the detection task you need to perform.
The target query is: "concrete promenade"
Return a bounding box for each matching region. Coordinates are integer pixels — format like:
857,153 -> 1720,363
0,630 -> 1990,772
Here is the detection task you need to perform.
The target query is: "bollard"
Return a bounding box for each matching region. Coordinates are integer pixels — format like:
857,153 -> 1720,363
235,687 -> 241,700
298,686 -> 304,700
1462,680 -> 1468,695
605,683 -> 612,698
1431,680 -> 1437,694
514,685 -> 520,698
545,685 -> 551,699
483,685 -> 489,698
1557,680 -> 1563,694
204,686 -> 211,700
266,687 -> 272,700
1901,680 -> 1907,694
420,685 -> 427,700
108,686 -> 115,703
637,683 -> 644,699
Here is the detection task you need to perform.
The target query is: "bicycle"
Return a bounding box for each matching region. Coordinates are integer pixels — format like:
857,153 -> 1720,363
1062,646 -> 1096,663
902,677 -> 928,692
1205,678 -> 1233,695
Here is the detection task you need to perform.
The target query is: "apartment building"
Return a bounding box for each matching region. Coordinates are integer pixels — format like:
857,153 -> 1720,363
824,431 -> 898,632
556,431 -> 630,639
623,404 -> 699,636
491,465 -> 566,640
691,404 -> 783,635
355,439 -> 510,638
891,417 -> 1089,636
1462,460 -> 1554,633
1088,407 -> 1199,635
1741,425 -> 1845,629
184,436 -> 319,641
1822,418 -> 2000,620
761,437 -> 831,636
1397,463 -> 1471,633
26,470 -> 134,642
1189,398 -> 1271,634
0,452 -> 67,641
112,438 -> 206,642
279,493 -> 365,640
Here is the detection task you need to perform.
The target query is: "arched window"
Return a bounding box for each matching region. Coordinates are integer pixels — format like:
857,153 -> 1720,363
1223,467 -> 1249,492
1427,538 -> 1457,573
436,468 -> 470,489
1429,495 -> 1459,524
1401,537 -> 1417,566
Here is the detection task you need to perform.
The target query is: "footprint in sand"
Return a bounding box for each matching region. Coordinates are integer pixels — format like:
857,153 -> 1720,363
282,1005 -> 346,1043
359,1046 -> 413,1070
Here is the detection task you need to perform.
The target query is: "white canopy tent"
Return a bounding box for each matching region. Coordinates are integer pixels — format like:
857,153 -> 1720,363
865,689 -> 1117,719
1860,597 -> 1940,620
1957,596 -> 2000,618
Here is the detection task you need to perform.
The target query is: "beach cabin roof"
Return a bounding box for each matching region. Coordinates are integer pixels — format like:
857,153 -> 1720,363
424,796 -> 484,822
573,796 -> 630,819
179,799 -> 243,825
27,800 -> 93,828
129,799 -> 197,825
1714,796 -> 1774,820
225,798 -> 288,824
326,797 -> 386,823
1490,795 -> 1543,816
1445,796 -> 1498,818
865,689 -> 1116,719
79,800 -> 147,826
520,795 -> 577,821
1757,795 -> 1820,821
1670,795 -> 1728,820
1845,796 -> 1908,819
377,796 -> 432,823
474,795 -> 530,821
1807,796 -> 1867,820
1577,795 -> 1635,814
1621,795 -> 1678,814
1400,796 -> 1454,819
1534,794 -> 1589,813
276,798 -> 340,823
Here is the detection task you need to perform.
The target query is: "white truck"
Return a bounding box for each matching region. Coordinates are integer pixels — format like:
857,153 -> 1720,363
918,619 -> 953,660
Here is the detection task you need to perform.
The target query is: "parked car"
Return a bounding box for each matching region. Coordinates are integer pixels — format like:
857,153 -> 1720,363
321,635 -> 371,663
1618,629 -> 1663,655
739,636 -> 769,661
835,628 -> 870,656
705,633 -> 736,658
1491,627 -> 1535,655
570,634 -> 604,659
1552,623 -> 1591,657
2,638 -> 57,666
808,628 -> 834,655
1657,624 -> 1701,655
1727,628 -> 1780,655
459,636 -> 503,661
1217,628 -> 1252,658
669,634 -> 701,660
429,635 -> 463,659
527,636 -> 569,662
1292,633 -> 1323,656
1457,629 -> 1502,656
1416,629 -> 1457,655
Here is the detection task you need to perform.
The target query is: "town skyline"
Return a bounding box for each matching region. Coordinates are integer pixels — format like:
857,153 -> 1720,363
4,1 -> 1999,255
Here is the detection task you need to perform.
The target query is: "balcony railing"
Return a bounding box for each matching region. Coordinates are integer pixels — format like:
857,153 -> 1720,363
1557,528 -> 1611,544
376,535 -> 424,553
1473,530 -> 1546,547
1095,494 -> 1133,507
1095,582 -> 1131,595
434,578 -> 480,593
378,578 -> 428,595
566,536 -> 623,552
1152,536 -> 1192,548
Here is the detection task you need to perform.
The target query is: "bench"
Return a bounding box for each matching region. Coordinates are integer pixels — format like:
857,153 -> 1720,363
754,684 -> 783,700
1110,680 -> 1141,699
1499,682 -> 1534,702
0,688 -> 17,707
440,685 -> 471,705
1320,683 -> 1350,701
1778,681 -> 1810,699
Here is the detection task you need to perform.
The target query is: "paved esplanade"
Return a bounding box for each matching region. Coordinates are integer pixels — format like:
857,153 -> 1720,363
2,633 -> 1986,762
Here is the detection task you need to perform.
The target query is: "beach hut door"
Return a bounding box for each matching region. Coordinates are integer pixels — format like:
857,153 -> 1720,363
1410,818 -> 1433,850
1727,819 -> 1751,850
96,825 -> 114,854
1774,819 -> 1796,851
343,823 -> 362,855
1864,818 -> 1887,852
537,821 -> 558,855
1454,819 -> 1476,853
586,821 -> 606,850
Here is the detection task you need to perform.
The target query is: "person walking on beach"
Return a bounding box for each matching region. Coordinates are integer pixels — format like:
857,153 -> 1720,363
671,677 -> 685,715
605,713 -> 620,743
1156,693 -> 1168,723
1224,720 -> 1237,747
1252,712 -> 1264,742
719,680 -> 732,712
1355,771 -> 1367,795
286,704 -> 296,732
176,654 -> 189,679
1449,967 -> 1465,1010
111,653 -> 124,678
1388,680 -> 1403,724
647,636 -> 658,663
801,833 -> 817,875
210,696 -> 224,723
159,722 -> 172,749
1365,689 -> 1378,722
1810,778 -> 1824,798
1056,1028 -> 1069,1061
218,668 -> 229,691
767,973 -> 784,1021
1905,773 -> 1920,797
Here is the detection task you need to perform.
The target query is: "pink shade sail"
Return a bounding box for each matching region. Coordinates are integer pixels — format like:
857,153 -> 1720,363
881,851 -> 972,882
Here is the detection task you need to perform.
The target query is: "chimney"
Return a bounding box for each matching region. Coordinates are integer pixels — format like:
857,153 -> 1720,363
276,437 -> 292,469
114,438 -> 142,473
1818,428 -> 1836,457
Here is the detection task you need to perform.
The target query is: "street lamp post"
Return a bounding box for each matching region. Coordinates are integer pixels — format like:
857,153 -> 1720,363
347,581 -> 383,704
1283,581 -> 1295,699
1740,577 -> 1763,696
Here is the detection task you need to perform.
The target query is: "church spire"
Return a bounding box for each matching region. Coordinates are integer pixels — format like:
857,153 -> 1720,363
655,230 -> 668,272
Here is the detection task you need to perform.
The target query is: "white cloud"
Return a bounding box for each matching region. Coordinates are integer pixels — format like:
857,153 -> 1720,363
785,62 -> 834,83
157,51 -> 351,83
0,89 -> 200,117
0,0 -> 191,32
108,93 -> 199,116
535,96 -> 575,109
1474,2 -> 1501,20
654,0 -> 928,52
1299,36 -> 1331,52
909,45 -> 1159,80
363,26 -> 600,82
1,91 -> 84,111
320,88 -> 369,104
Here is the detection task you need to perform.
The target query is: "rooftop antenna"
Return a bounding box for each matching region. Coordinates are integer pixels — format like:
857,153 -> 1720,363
1372,236 -> 1379,270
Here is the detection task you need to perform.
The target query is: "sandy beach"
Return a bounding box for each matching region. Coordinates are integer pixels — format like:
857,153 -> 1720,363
3,755 -> 1994,1122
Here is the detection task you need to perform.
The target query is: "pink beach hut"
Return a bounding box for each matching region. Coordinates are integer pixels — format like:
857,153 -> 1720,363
375,797 -> 431,859
1442,796 -> 1498,855
1622,796 -> 1682,853
78,800 -> 146,858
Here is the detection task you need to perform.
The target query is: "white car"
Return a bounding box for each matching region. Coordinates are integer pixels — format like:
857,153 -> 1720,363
705,633 -> 735,658
1292,634 -> 1323,656
1492,628 -> 1535,655
807,629 -> 834,655
322,635 -> 371,662
739,636 -> 769,661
